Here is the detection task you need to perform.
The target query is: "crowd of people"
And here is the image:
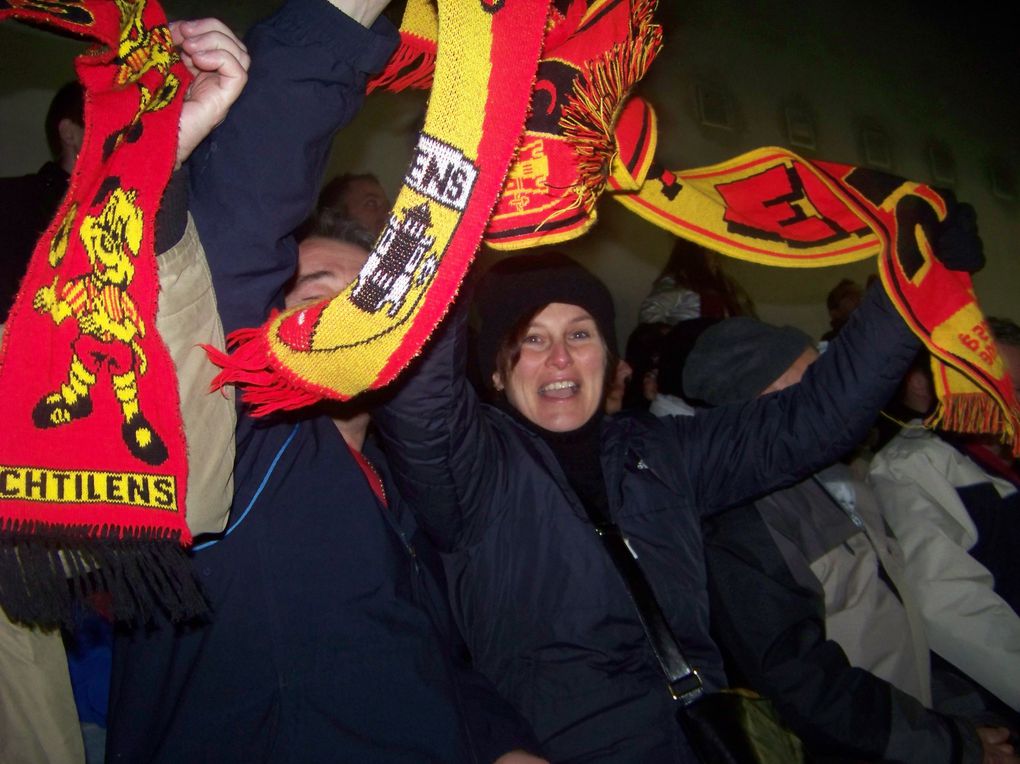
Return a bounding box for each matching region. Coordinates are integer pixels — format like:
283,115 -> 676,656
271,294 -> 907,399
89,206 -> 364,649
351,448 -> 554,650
2,1 -> 1019,763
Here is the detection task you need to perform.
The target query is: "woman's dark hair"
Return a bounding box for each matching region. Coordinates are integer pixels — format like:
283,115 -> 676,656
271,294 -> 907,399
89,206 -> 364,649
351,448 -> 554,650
655,239 -> 755,318
620,322 -> 668,411
657,239 -> 716,289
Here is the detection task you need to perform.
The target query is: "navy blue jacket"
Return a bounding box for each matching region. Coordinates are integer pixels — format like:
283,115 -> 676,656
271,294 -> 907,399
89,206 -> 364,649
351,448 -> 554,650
0,161 -> 68,321
374,285 -> 920,763
107,2 -> 532,761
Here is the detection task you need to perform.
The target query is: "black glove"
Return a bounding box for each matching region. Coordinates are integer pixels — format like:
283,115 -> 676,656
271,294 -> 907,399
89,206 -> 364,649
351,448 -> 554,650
934,197 -> 985,273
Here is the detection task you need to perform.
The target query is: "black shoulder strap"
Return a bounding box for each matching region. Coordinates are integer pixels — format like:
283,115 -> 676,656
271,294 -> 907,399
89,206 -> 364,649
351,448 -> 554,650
590,517 -> 704,706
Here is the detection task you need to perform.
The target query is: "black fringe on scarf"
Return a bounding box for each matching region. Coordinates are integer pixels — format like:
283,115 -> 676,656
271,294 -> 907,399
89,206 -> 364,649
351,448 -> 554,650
0,520 -> 208,629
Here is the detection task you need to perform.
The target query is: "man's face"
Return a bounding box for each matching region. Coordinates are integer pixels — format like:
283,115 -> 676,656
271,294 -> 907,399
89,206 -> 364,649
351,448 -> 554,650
760,346 -> 819,395
285,237 -> 369,307
342,179 -> 389,238
605,359 -> 632,415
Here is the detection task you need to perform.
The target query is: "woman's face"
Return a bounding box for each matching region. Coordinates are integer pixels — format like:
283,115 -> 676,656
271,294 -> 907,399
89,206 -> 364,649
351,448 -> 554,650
493,302 -> 607,432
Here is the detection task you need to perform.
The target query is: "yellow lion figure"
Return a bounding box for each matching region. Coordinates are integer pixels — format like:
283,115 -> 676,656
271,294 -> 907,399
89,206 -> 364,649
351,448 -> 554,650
32,181 -> 167,465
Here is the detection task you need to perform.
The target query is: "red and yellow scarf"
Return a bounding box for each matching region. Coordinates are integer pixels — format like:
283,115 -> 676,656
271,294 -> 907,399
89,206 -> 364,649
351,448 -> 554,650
207,0 -> 553,407
0,0 -> 202,627
609,147 -> 1019,452
213,0 -> 1018,456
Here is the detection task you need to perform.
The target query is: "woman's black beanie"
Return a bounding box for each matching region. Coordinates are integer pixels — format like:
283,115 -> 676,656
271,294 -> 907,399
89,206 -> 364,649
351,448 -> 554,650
475,252 -> 618,385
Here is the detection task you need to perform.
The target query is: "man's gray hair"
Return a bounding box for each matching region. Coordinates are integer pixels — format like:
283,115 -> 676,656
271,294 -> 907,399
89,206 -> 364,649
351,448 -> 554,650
299,213 -> 376,252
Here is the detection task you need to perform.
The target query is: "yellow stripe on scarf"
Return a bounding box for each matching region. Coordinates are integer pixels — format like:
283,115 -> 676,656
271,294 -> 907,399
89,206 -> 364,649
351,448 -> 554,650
266,3 -> 494,394
608,146 -> 1020,453
212,1 -> 552,409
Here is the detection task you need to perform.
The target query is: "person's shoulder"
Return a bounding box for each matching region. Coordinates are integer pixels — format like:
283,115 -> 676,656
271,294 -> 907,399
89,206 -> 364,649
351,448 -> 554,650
0,169 -> 44,195
0,163 -> 66,205
874,424 -> 940,462
871,426 -> 980,493
608,408 -> 668,438
605,409 -> 692,473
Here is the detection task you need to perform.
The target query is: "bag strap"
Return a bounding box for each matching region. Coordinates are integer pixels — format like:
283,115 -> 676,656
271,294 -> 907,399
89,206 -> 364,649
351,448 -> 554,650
589,517 -> 705,706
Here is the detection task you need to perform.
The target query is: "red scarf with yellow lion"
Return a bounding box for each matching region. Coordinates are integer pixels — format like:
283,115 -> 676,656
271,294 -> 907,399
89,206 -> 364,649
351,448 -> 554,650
0,0 -> 202,627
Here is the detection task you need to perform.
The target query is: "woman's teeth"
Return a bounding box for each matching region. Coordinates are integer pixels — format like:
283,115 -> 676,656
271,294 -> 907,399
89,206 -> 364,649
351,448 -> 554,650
540,380 -> 577,395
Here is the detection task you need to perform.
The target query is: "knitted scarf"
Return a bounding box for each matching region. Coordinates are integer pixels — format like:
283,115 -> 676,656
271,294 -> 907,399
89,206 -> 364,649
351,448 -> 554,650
608,147 -> 1020,453
373,1 -> 1019,452
369,0 -> 663,248
212,0 -> 1018,455
0,0 -> 204,627
207,0 -> 552,408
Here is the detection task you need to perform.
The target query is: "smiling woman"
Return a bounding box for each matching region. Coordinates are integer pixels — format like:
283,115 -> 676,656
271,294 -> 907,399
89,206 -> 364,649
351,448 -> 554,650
495,302 -> 607,432
374,250 -> 923,762
481,254 -> 618,433
479,252 -> 618,420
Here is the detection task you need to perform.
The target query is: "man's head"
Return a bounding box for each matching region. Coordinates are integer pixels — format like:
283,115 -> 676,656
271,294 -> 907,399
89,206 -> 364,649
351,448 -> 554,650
656,318 -> 719,400
285,217 -> 374,308
989,317 -> 1020,402
316,173 -> 389,238
825,278 -> 863,334
286,219 -> 375,441
898,350 -> 935,417
683,317 -> 816,406
45,81 -> 84,172
896,317 -> 1020,420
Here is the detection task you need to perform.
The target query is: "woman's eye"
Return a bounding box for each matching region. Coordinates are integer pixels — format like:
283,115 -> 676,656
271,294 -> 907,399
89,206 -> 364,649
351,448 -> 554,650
570,330 -> 591,340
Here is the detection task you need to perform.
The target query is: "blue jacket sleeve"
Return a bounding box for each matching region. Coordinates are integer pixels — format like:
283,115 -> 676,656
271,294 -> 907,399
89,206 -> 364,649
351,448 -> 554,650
187,0 -> 398,335
377,282 -> 921,552
375,301 -> 507,552
674,283 -> 921,514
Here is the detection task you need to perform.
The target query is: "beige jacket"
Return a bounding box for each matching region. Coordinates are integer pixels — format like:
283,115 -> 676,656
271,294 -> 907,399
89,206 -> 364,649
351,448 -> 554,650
869,425 -> 1020,711
0,215 -> 234,763
156,214 -> 235,536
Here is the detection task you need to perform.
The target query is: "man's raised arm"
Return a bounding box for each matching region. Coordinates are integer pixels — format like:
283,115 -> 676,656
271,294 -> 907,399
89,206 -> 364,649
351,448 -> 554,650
185,0 -> 395,335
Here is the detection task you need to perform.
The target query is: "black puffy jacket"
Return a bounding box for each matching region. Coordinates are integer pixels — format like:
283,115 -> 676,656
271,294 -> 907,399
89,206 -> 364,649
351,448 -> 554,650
376,285 -> 918,763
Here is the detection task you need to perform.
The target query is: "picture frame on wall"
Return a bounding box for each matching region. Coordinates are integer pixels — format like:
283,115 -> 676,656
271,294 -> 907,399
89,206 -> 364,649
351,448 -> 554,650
860,125 -> 893,170
783,104 -> 816,151
927,142 -> 956,187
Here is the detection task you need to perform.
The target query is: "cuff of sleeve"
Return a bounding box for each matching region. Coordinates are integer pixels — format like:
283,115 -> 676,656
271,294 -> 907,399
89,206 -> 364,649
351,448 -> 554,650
944,716 -> 983,764
268,0 -> 399,75
156,167 -> 190,255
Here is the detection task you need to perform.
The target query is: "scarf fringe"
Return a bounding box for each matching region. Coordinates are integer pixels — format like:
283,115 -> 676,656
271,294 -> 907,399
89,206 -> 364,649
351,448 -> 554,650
927,392 -> 1020,455
559,0 -> 663,214
366,33 -> 437,94
0,519 -> 207,629
204,329 -> 322,417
